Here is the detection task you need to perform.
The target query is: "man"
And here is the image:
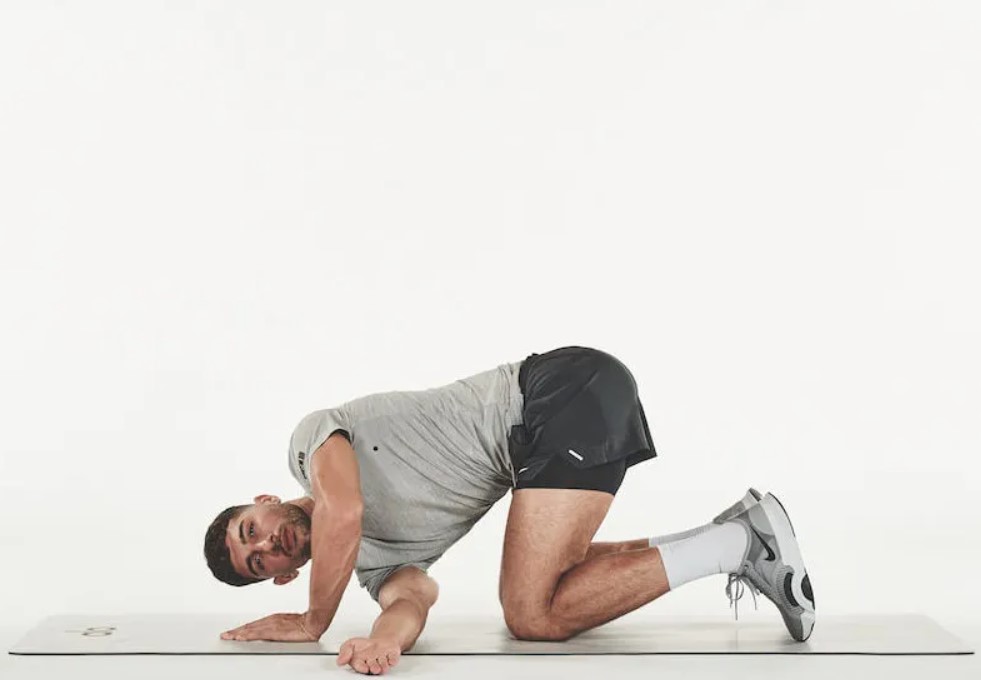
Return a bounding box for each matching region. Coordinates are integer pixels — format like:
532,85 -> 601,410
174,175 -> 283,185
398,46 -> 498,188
204,346 -> 815,674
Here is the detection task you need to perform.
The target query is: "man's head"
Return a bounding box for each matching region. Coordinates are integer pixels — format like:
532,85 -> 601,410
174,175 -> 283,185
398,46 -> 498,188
204,494 -> 313,587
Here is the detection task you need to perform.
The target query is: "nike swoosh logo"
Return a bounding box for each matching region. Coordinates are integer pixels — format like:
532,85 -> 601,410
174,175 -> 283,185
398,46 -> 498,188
752,527 -> 777,562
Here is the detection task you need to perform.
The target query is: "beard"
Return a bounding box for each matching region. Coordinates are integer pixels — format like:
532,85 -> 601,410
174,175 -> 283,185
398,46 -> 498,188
281,502 -> 313,561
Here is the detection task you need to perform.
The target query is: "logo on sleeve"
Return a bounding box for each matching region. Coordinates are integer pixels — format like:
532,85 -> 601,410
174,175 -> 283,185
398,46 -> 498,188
297,451 -> 307,479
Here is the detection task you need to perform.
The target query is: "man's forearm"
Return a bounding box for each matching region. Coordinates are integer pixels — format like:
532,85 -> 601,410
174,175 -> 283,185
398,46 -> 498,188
305,504 -> 362,636
370,599 -> 430,652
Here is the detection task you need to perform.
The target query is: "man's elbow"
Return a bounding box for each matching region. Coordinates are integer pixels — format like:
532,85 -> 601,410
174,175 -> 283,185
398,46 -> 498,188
416,577 -> 439,610
400,582 -> 438,613
379,573 -> 439,613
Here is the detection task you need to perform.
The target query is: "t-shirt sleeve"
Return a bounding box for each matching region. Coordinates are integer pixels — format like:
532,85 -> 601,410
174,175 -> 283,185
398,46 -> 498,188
287,408 -> 353,492
357,556 -> 439,604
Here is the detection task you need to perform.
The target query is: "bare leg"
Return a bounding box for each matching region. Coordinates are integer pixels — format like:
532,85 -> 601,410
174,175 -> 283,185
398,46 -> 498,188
500,489 -> 673,642
547,546 -> 671,637
584,538 -> 649,560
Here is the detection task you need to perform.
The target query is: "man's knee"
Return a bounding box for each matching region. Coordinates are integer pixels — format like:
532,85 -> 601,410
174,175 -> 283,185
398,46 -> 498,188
502,586 -> 577,642
504,611 -> 572,642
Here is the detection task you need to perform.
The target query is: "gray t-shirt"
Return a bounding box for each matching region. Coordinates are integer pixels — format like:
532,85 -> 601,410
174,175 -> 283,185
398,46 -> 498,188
287,359 -> 525,602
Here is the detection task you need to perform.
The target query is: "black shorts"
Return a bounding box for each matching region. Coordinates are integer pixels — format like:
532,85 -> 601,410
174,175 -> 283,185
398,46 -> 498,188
507,346 -> 657,495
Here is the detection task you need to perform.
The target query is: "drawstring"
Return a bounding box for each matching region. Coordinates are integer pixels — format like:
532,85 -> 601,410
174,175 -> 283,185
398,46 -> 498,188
725,573 -> 759,620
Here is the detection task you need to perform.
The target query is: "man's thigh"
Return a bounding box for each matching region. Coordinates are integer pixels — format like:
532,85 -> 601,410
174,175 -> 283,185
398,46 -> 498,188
498,479 -> 616,634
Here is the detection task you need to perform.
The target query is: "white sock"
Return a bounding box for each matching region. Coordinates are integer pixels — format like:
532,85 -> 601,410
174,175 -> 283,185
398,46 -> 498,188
648,522 -> 716,547
655,522 -> 749,591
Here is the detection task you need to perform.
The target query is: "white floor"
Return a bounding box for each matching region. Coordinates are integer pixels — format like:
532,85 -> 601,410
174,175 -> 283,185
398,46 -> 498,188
2,620 -> 978,680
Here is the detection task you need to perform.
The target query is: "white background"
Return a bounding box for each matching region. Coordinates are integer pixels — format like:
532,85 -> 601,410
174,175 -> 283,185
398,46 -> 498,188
1,0 -> 979,647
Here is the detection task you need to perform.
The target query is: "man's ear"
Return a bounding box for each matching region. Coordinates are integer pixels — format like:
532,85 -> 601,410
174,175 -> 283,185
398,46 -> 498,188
254,494 -> 282,505
273,570 -> 299,586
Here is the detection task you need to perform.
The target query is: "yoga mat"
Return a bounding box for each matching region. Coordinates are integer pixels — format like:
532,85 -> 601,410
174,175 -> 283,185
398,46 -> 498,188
8,613 -> 974,656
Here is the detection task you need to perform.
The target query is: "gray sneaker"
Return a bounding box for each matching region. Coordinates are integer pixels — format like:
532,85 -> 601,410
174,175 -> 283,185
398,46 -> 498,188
723,492 -> 816,642
712,487 -> 763,524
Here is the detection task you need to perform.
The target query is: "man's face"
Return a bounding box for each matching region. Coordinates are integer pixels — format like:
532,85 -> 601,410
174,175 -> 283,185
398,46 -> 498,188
224,495 -> 312,585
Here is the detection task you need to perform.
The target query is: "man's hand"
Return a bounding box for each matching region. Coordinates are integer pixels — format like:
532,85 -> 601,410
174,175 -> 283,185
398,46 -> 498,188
337,636 -> 402,675
220,612 -> 320,642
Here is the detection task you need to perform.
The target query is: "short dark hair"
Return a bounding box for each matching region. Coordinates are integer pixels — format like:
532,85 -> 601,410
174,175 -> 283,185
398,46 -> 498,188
204,504 -> 263,587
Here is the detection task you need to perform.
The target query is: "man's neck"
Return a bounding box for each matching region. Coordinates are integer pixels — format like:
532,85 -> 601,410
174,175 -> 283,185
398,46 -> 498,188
287,495 -> 315,516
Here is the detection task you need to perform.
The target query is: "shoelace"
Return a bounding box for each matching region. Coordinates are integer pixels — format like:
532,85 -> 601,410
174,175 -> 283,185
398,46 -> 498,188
725,573 -> 760,621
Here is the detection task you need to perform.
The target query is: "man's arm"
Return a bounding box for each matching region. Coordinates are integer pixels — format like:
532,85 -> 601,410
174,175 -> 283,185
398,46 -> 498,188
371,566 -> 439,651
335,568 -> 438,673
304,432 -> 365,637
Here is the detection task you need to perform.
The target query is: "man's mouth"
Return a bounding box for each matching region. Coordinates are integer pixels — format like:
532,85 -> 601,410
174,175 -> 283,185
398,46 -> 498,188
283,527 -> 293,556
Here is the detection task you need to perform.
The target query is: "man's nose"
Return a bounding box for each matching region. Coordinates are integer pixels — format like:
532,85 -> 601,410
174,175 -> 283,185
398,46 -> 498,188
257,534 -> 281,553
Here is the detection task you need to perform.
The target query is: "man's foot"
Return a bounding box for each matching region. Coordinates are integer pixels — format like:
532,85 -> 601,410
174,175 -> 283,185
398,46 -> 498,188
723,492 -> 816,642
712,487 -> 763,524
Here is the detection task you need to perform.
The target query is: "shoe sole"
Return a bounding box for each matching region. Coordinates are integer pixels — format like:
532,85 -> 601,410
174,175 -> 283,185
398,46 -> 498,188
760,493 -> 815,640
